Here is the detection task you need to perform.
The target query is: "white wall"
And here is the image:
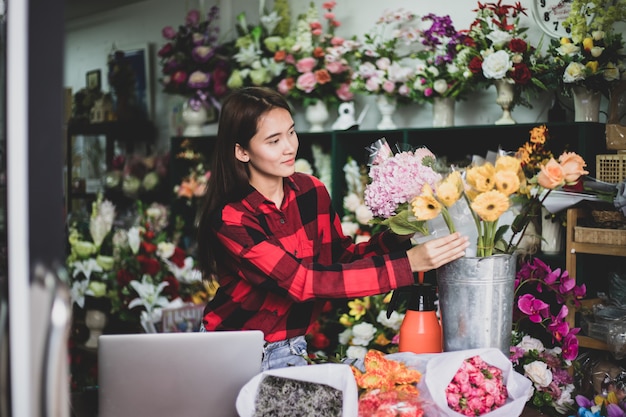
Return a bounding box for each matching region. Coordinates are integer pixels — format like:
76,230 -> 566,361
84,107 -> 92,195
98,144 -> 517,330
63,0 -> 608,151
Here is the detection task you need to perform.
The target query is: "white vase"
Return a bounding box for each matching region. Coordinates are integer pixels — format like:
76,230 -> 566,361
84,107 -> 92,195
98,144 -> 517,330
432,96 -> 455,127
541,207 -> 564,255
572,85 -> 602,122
494,79 -> 517,125
305,100 -> 329,132
182,101 -> 208,137
84,309 -> 107,349
376,95 -> 397,130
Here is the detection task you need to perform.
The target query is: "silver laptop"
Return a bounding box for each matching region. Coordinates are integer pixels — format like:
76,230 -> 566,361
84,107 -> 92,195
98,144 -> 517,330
98,331 -> 264,417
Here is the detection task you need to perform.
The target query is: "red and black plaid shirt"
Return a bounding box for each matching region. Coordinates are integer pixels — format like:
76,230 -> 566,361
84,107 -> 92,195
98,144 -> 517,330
201,172 -> 414,342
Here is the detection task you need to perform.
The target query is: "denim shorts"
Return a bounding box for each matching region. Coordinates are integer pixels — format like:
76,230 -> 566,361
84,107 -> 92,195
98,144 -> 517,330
261,335 -> 308,371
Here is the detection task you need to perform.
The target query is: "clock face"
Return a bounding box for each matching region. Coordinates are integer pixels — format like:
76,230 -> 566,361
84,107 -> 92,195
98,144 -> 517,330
531,0 -> 573,39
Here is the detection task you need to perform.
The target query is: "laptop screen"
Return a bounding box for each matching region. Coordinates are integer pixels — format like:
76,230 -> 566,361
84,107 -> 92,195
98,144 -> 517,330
98,331 -> 264,417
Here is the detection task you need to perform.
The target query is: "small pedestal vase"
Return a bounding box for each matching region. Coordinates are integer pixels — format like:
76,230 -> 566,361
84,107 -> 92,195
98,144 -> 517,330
182,101 -> 208,137
436,254 -> 517,355
494,79 -> 517,125
84,309 -> 107,349
432,97 -> 455,127
572,85 -> 602,122
305,100 -> 329,132
541,207 -> 564,255
376,95 -> 397,130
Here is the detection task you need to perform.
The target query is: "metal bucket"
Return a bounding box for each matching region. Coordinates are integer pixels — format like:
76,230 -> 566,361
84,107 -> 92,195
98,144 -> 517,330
436,254 -> 517,355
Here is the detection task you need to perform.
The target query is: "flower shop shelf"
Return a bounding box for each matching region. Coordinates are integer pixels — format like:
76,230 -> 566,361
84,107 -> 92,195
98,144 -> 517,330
565,207 -> 626,351
65,118 -> 156,212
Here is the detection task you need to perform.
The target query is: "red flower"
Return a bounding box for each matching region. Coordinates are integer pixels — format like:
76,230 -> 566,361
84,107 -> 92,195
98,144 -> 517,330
468,56 -> 483,74
511,63 -> 531,84
162,275 -> 180,298
141,241 -> 157,254
170,246 -> 186,268
116,269 -> 135,287
157,43 -> 173,58
508,38 -> 527,53
137,255 -> 160,276
315,69 -> 331,85
274,50 -> 286,62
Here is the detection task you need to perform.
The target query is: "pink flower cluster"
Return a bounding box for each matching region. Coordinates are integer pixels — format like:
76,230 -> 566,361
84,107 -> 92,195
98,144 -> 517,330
364,148 -> 441,218
446,355 -> 508,416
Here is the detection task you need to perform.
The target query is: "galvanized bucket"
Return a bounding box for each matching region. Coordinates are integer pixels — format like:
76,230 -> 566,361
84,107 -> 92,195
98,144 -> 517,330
436,254 -> 517,355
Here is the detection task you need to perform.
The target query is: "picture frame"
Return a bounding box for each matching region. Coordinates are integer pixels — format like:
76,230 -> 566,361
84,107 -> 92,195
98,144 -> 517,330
107,43 -> 154,120
86,69 -> 101,91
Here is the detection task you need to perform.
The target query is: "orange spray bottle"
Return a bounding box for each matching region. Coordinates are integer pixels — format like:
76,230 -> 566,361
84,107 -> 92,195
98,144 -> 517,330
387,272 -> 442,354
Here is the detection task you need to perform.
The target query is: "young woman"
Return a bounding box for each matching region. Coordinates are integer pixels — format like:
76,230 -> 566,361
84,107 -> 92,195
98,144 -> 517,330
196,87 -> 469,370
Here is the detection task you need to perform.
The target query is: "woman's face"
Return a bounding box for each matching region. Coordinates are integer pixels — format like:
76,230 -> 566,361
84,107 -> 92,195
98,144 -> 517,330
235,107 -> 299,187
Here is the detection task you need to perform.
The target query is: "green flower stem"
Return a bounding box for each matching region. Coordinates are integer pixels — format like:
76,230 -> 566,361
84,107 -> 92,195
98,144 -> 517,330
441,207 -> 456,234
462,192 -> 483,255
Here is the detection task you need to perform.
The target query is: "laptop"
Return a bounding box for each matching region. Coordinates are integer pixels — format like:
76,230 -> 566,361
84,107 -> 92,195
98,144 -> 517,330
98,330 -> 264,417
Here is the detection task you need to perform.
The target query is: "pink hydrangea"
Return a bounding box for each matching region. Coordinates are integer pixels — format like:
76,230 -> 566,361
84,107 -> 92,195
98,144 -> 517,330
364,149 -> 441,218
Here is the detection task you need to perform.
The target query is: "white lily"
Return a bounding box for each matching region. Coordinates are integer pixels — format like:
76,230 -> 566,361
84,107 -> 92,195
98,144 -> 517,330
70,280 -> 89,308
71,258 -> 103,280
127,227 -> 141,254
163,257 -> 202,284
128,275 -> 170,313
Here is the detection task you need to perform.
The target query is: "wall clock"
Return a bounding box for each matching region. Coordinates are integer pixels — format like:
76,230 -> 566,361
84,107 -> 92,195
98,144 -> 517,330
531,1 -> 596,39
531,0 -> 574,38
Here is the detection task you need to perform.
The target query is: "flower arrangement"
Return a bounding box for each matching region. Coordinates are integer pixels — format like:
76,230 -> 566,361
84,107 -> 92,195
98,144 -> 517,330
104,152 -> 170,204
509,257 -> 587,416
67,196 -> 215,331
411,14 -> 474,103
350,8 -> 421,102
158,6 -> 231,111
336,292 -> 405,360
464,1 -> 549,107
275,1 -> 358,107
363,138 -> 442,237
547,0 -> 626,97
511,335 -> 576,416
445,355 -> 508,416
366,126 -> 588,258
340,158 -> 374,243
174,162 -> 210,205
571,391 -> 626,417
352,349 -> 424,417
226,1 -> 291,89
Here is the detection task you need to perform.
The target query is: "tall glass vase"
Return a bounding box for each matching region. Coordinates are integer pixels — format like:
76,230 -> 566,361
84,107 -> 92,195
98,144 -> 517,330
494,79 -> 517,125
432,96 -> 455,127
305,100 -> 329,132
436,254 -> 517,355
572,85 -> 601,122
376,95 -> 397,130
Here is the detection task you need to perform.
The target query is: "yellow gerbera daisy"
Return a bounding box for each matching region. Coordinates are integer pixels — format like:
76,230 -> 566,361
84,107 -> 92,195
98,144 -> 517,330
494,170 -> 520,196
466,163 -> 495,193
436,171 -> 463,207
471,190 -> 510,222
411,184 -> 441,221
339,313 -> 353,327
495,155 -> 521,174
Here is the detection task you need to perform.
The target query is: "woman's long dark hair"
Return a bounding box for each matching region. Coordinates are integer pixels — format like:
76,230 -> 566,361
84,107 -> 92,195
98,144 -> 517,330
196,87 -> 292,279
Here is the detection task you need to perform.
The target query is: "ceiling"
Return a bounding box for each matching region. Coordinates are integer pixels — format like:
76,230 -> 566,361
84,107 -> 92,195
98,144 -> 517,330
65,0 -> 146,21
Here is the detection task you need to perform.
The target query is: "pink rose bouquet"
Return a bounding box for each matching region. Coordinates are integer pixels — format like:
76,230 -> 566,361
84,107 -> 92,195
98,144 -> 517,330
445,355 -> 508,416
275,1 -> 358,107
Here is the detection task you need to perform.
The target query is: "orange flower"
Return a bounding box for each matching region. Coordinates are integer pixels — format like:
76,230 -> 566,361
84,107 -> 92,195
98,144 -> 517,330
494,169 -> 520,196
352,350 -> 422,393
559,152 -> 588,184
529,125 -> 547,144
314,68 -> 331,85
411,184 -> 441,220
313,46 -> 325,58
537,158 -> 565,189
466,162 -> 495,193
274,50 -> 286,62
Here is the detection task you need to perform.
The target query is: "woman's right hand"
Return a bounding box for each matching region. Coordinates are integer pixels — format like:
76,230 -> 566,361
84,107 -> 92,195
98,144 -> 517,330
406,232 -> 469,272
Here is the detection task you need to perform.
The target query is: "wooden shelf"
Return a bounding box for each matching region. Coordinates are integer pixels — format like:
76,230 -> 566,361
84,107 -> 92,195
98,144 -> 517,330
565,208 -> 626,350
